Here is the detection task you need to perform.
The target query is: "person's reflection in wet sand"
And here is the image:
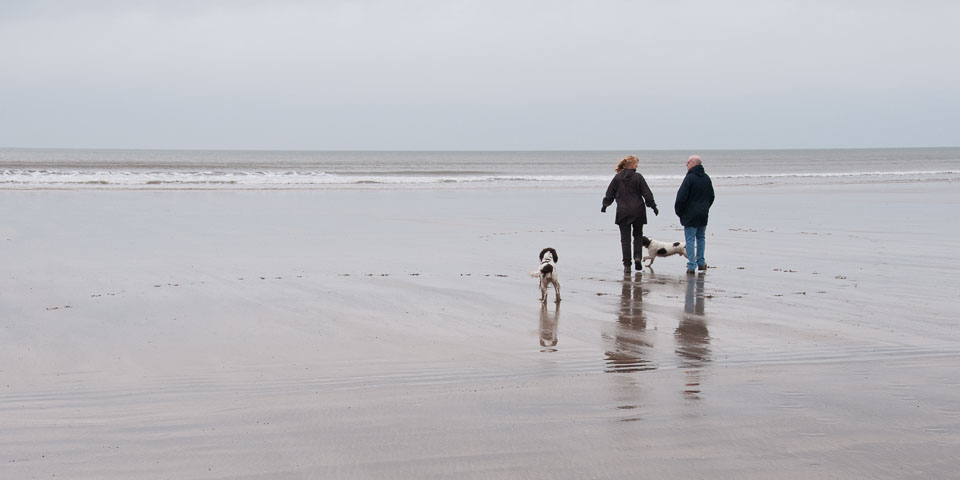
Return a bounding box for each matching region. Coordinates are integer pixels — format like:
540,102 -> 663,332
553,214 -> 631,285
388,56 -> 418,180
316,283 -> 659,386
539,303 -> 560,352
603,272 -> 654,373
676,273 -> 711,400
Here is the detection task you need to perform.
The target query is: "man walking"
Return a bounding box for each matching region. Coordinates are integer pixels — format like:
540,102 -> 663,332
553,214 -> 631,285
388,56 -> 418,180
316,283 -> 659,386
675,155 -> 715,274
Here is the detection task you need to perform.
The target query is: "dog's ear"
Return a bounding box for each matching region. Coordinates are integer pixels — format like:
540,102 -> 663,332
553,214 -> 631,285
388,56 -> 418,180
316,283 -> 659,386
548,248 -> 558,262
539,248 -> 549,261
641,236 -> 650,246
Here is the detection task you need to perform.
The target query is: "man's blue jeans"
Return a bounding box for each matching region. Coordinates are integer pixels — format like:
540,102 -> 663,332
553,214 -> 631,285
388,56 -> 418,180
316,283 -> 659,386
684,226 -> 706,271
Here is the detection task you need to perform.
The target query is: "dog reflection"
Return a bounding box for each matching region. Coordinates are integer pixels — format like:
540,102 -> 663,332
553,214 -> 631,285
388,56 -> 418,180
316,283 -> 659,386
604,272 -> 654,373
539,303 -> 560,351
676,274 -> 711,398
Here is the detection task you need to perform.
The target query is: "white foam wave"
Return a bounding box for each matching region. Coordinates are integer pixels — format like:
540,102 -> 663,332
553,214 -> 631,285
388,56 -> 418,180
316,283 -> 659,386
715,170 -> 960,179
0,169 -> 615,187
0,169 -> 956,189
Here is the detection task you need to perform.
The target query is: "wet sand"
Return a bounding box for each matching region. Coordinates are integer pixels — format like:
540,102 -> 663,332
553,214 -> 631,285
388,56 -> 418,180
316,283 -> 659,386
1,182 -> 959,478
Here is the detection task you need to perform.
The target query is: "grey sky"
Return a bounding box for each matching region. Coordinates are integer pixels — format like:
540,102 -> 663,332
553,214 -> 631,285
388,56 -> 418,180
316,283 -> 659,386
1,0 -> 958,150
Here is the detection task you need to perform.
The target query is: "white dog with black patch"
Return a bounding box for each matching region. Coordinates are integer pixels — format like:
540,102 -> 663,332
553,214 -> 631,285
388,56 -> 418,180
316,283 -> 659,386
641,236 -> 687,267
538,247 -> 561,303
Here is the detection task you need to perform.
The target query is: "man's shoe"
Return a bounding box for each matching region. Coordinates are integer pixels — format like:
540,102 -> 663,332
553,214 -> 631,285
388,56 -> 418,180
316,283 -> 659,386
635,261 -> 643,271
686,269 -> 696,275
623,265 -> 631,272
698,264 -> 708,271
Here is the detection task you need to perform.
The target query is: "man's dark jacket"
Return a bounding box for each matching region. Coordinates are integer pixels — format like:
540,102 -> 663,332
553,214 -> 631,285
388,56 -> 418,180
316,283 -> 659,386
674,164 -> 715,227
602,169 -> 657,225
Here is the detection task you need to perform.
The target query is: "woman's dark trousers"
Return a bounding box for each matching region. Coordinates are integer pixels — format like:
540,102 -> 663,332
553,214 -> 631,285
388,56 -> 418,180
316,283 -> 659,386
618,219 -> 643,268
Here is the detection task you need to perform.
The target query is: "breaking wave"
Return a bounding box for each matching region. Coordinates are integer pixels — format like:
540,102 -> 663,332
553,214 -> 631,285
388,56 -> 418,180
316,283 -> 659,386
1,169 -> 957,189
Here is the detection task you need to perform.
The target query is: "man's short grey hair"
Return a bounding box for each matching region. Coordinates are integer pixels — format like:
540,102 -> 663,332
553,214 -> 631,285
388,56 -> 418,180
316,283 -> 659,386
688,155 -> 702,166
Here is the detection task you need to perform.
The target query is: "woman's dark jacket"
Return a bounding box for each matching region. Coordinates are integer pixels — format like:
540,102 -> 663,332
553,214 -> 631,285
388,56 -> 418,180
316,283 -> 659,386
602,169 -> 657,225
674,164 -> 715,227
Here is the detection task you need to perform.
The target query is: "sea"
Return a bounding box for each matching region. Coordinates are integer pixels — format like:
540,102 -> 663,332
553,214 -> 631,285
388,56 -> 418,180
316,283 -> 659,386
1,147 -> 958,190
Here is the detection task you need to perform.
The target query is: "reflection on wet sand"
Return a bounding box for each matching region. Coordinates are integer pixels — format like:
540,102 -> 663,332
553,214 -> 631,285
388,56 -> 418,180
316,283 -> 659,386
604,272 -> 655,373
539,303 -> 560,352
676,274 -> 711,399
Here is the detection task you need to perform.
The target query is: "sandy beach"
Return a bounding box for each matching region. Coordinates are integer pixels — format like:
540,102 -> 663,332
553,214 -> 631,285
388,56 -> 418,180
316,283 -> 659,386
2,181 -> 959,479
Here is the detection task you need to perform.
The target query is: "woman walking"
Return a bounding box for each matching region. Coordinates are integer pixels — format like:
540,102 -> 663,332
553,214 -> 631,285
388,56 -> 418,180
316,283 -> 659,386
601,155 -> 658,271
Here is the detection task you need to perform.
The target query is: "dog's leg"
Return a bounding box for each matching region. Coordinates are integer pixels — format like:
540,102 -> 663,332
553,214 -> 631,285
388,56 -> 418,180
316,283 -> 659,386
554,280 -> 561,303
540,280 -> 547,303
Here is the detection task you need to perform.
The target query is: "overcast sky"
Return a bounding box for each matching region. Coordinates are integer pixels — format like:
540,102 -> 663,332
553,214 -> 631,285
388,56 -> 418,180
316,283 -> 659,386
1,0 -> 958,150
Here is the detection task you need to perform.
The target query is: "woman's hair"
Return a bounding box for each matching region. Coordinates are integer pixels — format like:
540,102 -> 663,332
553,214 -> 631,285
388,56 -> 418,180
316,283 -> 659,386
615,155 -> 639,173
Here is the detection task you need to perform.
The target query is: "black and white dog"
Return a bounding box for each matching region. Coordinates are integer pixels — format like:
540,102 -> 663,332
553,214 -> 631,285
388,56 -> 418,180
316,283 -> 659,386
640,236 -> 687,267
538,247 -> 561,303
